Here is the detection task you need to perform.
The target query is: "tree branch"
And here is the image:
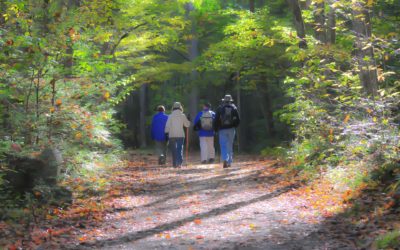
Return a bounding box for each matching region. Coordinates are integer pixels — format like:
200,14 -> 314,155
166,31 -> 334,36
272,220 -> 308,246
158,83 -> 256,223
111,22 -> 147,56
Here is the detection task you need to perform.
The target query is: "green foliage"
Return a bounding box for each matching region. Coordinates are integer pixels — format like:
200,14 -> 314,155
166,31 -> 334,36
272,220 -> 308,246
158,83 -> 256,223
261,146 -> 287,160
374,230 -> 400,249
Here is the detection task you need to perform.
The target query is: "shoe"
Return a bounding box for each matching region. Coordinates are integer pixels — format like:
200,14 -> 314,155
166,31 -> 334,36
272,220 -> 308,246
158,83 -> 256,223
208,158 -> 214,164
158,155 -> 166,165
223,161 -> 229,168
201,160 -> 207,164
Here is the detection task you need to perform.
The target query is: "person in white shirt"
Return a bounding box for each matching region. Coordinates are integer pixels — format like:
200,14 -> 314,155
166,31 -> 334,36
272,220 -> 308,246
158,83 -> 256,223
165,102 -> 190,167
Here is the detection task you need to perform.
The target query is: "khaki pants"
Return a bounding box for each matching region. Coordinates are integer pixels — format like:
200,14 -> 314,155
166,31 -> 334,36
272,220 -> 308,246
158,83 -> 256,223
199,136 -> 215,162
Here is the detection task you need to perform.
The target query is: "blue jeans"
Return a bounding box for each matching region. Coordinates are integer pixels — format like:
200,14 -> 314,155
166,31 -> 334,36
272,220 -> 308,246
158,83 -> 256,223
169,138 -> 184,167
218,128 -> 235,164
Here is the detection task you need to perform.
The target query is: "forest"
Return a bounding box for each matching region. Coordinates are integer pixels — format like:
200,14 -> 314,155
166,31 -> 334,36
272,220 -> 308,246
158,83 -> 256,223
0,0 -> 399,249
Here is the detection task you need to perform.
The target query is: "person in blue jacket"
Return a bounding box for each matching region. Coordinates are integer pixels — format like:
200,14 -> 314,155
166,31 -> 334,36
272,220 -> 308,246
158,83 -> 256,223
194,102 -> 216,164
151,105 -> 169,165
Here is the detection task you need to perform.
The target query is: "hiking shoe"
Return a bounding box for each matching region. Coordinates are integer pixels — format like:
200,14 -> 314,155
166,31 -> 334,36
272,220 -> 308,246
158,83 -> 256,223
208,158 -> 215,164
158,155 -> 166,165
201,160 -> 207,164
223,161 -> 229,168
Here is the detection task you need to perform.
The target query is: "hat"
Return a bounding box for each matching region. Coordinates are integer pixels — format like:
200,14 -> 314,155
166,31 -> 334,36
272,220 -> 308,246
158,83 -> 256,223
221,94 -> 234,102
172,102 -> 182,110
157,105 -> 165,112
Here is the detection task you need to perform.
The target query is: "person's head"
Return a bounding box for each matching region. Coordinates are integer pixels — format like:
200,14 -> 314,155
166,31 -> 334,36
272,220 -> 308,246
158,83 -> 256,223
203,102 -> 211,110
172,102 -> 183,111
157,105 -> 165,112
221,94 -> 234,104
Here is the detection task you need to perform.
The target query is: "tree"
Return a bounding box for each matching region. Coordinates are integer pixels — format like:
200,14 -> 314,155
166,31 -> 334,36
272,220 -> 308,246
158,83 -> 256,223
352,0 -> 378,96
287,0 -> 307,48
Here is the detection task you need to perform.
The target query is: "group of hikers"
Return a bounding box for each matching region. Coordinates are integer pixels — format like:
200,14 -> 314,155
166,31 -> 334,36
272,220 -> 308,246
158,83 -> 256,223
151,94 -> 240,168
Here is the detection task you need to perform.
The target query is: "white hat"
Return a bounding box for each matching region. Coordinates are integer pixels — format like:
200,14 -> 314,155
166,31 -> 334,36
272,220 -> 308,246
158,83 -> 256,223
172,102 -> 182,110
222,94 -> 233,102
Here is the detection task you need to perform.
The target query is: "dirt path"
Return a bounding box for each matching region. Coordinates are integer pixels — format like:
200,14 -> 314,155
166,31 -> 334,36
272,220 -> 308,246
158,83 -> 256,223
69,155 -> 352,250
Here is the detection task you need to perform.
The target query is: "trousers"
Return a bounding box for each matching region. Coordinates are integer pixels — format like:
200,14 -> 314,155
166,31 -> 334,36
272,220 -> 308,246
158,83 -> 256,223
218,128 -> 235,164
199,136 -> 215,162
155,141 -> 167,157
168,137 -> 184,167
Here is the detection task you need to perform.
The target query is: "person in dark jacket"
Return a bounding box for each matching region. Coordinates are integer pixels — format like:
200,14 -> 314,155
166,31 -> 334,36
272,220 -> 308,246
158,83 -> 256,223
214,95 -> 240,168
151,105 -> 169,165
194,102 -> 216,164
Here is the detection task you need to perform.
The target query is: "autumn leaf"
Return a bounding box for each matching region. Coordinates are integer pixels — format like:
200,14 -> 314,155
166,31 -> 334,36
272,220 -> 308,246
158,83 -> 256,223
75,132 -> 82,140
79,236 -> 87,242
103,91 -> 110,100
343,114 -> 350,124
8,245 -> 18,250
193,218 -> 202,225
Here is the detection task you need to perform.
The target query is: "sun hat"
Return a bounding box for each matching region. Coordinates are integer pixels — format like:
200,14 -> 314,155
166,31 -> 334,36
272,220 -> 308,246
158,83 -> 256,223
157,105 -> 165,112
221,94 -> 233,102
172,102 -> 182,110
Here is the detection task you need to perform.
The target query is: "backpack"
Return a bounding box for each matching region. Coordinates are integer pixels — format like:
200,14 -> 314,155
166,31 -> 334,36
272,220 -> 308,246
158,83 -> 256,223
220,105 -> 235,127
200,110 -> 214,131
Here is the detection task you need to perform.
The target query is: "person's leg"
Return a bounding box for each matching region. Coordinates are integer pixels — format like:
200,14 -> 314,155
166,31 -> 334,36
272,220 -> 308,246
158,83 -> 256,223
219,129 -> 229,164
159,141 -> 167,165
155,141 -> 163,165
155,141 -> 162,156
227,128 -> 236,165
169,138 -> 177,167
176,138 -> 184,166
199,137 -> 207,163
206,136 -> 215,162
162,141 -> 167,162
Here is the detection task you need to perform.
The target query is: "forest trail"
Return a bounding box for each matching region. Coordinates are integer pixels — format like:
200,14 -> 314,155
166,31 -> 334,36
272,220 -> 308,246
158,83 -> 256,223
64,154 -> 352,250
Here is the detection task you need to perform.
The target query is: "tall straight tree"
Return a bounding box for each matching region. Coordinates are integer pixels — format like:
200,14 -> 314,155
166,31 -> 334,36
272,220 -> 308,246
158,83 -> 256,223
139,84 -> 148,148
352,0 -> 378,96
313,0 -> 326,43
287,0 -> 307,48
326,0 -> 336,44
185,1 -> 200,147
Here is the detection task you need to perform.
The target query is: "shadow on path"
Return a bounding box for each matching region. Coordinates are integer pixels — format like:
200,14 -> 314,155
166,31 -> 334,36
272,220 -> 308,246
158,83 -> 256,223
80,184 -> 297,249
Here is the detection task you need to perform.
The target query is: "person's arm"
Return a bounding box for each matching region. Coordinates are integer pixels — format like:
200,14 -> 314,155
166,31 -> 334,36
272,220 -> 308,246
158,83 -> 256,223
193,112 -> 201,131
183,114 -> 190,128
233,107 -> 240,127
165,116 -> 171,133
213,109 -> 220,131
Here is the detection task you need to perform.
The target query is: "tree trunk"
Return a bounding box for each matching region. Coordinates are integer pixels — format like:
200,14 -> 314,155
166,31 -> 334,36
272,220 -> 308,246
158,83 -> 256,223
64,0 -> 80,77
314,0 -> 326,43
326,0 -> 336,44
287,0 -> 307,48
0,0 -> 6,26
352,0 -> 378,96
256,77 -> 275,137
236,72 -> 241,152
139,84 -> 147,148
185,2 -> 199,149
249,0 -> 255,13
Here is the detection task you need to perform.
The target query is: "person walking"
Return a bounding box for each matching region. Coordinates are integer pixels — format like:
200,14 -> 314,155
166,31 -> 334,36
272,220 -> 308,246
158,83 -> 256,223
194,102 -> 216,164
151,105 -> 169,165
214,94 -> 240,168
165,102 -> 190,167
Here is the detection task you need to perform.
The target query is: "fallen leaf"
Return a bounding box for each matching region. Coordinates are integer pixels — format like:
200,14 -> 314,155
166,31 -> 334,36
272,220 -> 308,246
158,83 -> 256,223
194,218 -> 202,225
